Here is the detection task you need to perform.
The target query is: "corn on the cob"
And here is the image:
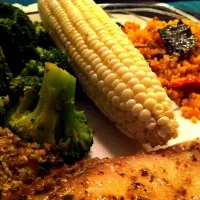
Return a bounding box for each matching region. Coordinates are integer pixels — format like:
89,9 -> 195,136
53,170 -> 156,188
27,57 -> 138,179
38,0 -> 179,146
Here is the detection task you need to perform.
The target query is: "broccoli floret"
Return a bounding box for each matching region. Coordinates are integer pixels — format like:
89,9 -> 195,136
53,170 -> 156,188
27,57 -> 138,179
6,63 -> 93,162
59,110 -> 93,162
36,47 -> 68,70
34,21 -> 56,49
0,96 -> 10,126
9,76 -> 42,105
0,47 -> 13,96
10,76 -> 42,94
20,47 -> 69,77
0,3 -> 37,76
20,60 -> 45,77
0,98 -> 6,126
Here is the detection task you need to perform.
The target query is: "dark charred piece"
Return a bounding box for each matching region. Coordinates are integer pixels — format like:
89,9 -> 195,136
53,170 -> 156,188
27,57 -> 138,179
158,20 -> 196,57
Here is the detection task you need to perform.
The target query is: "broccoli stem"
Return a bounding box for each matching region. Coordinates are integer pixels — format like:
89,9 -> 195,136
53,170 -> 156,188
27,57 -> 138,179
31,90 -> 62,145
16,88 -> 36,114
62,81 -> 79,137
30,62 -> 76,146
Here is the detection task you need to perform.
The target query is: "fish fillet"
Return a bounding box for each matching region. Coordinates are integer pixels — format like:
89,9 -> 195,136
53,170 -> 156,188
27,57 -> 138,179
11,137 -> 200,200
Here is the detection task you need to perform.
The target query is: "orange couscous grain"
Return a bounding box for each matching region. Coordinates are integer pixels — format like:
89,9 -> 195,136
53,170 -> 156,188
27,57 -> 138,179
123,18 -> 200,123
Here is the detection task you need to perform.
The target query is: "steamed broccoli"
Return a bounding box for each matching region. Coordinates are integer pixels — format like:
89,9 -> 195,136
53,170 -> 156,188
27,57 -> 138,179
20,60 -> 45,77
0,96 -> 10,126
6,63 -> 93,162
0,3 -> 38,76
20,47 -> 69,77
0,47 -> 13,96
34,21 -> 56,49
0,97 -> 6,125
9,76 -> 42,105
36,47 -> 68,70
10,76 -> 42,94
0,3 -> 68,77
0,3 -> 92,161
58,110 -> 93,162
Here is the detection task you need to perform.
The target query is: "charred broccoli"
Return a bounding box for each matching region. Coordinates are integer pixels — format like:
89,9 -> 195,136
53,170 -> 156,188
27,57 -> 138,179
6,63 -> 93,162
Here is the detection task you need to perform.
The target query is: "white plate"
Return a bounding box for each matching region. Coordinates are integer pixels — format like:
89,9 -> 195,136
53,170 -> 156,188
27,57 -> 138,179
27,6 -> 200,158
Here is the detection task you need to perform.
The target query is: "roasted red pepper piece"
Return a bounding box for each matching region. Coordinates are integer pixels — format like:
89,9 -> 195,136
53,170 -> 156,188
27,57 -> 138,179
168,77 -> 200,92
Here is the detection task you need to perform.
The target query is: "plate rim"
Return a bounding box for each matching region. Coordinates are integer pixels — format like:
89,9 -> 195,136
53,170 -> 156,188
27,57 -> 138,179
12,2 -> 200,23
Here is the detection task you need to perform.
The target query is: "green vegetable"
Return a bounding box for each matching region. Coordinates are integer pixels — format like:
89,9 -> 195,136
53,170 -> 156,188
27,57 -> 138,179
0,47 -> 12,126
20,60 -> 45,77
0,3 -> 92,162
20,47 -> 69,77
36,47 -> 68,70
0,47 -> 13,96
0,97 -> 6,125
0,3 -> 38,75
0,96 -> 9,126
6,63 -> 93,162
0,3 -> 68,77
9,76 -> 42,105
34,21 -> 56,49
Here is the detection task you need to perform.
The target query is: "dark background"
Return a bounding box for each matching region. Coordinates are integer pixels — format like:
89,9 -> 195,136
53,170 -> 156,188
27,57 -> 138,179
0,0 -> 200,14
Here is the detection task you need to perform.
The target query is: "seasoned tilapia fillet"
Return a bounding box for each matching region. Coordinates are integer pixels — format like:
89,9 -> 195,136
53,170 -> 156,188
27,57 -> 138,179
16,138 -> 200,200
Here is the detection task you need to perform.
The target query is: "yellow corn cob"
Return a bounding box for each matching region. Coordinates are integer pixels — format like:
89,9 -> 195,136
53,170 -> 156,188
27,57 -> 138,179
38,0 -> 179,146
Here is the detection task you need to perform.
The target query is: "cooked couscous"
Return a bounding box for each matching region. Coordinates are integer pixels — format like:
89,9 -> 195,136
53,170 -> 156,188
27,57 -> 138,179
123,17 -> 200,123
